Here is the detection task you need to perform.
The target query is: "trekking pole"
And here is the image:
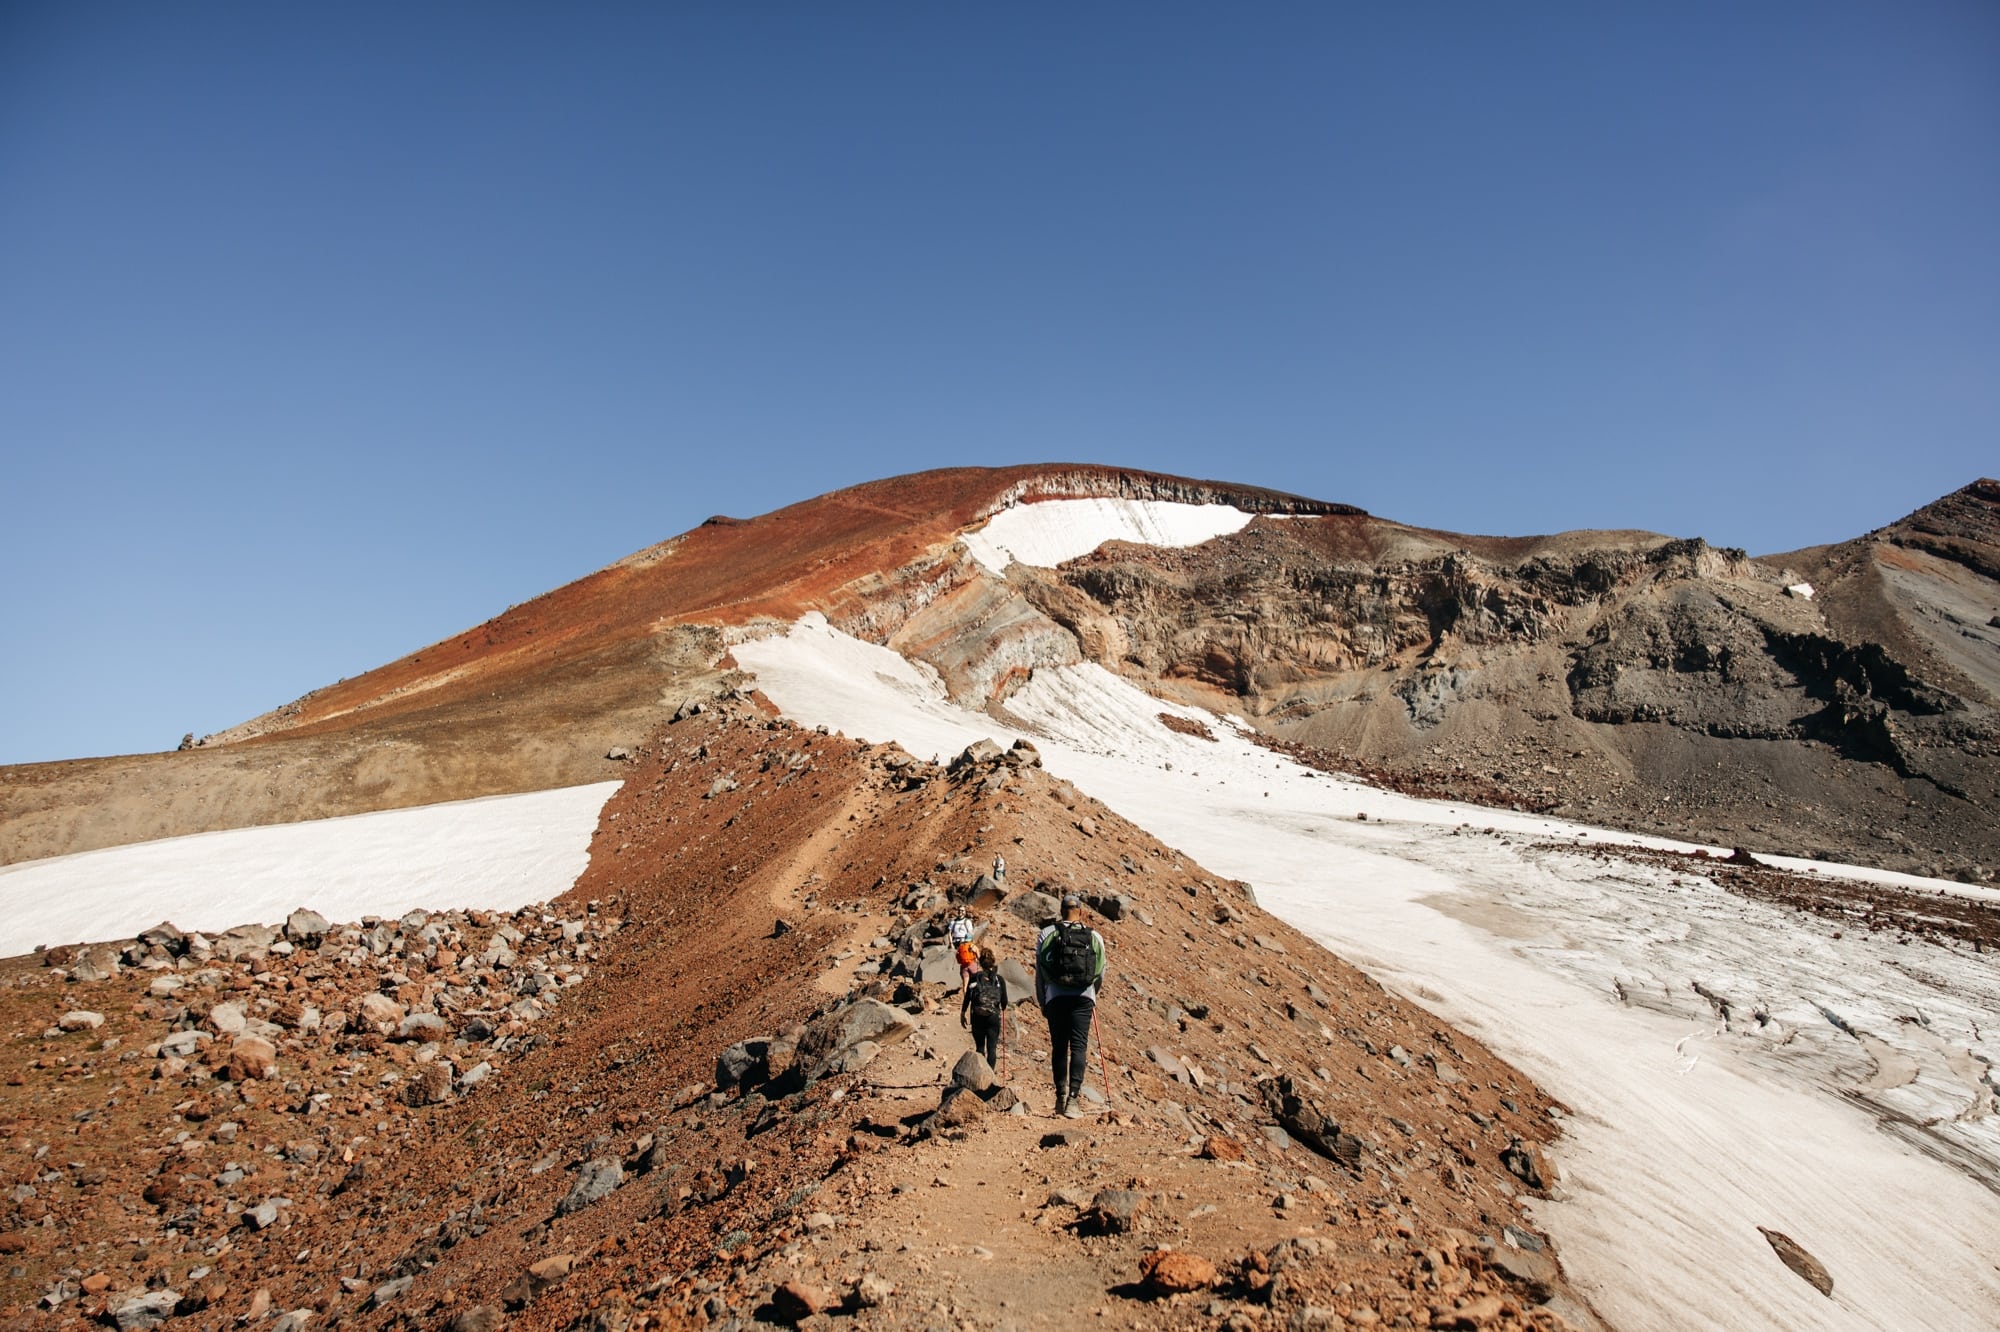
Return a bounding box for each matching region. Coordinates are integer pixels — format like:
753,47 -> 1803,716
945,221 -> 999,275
1091,1007 -> 1112,1103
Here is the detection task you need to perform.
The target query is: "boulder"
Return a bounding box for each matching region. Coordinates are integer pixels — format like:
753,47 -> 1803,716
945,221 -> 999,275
1083,1189 -> 1146,1234
918,945 -> 961,986
555,1158 -> 623,1216
445,1307 -> 503,1332
1004,738 -> 1042,767
284,909 -> 330,945
997,957 -> 1036,1004
356,993 -> 405,1035
110,1290 -> 181,1330
1198,1134 -> 1246,1162
70,947 -> 120,983
950,739 -> 1005,770
1500,1138 -> 1547,1191
949,1051 -> 996,1093
1083,892 -> 1130,921
716,1037 -> 773,1089
226,1037 -> 278,1082
800,999 -> 915,1077
365,1277 -> 413,1311
933,1085 -> 987,1129
206,1002 -> 248,1037
213,924 -> 279,963
1007,891 -> 1062,928
770,1280 -> 828,1324
963,873 -> 1005,908
57,1011 -> 103,1032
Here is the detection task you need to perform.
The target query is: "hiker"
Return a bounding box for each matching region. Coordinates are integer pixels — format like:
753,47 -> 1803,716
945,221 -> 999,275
955,936 -> 978,991
993,853 -> 1006,882
1035,894 -> 1106,1118
948,909 -> 977,988
960,946 -> 1009,1071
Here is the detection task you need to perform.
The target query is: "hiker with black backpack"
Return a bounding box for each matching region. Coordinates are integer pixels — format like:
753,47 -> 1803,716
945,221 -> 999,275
1035,894 -> 1106,1119
959,946 -> 1009,1072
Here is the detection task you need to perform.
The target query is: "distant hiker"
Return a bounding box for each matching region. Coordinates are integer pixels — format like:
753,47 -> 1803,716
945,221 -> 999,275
1036,894 -> 1106,1118
948,909 -> 978,988
960,946 -> 1009,1071
993,853 -> 1006,882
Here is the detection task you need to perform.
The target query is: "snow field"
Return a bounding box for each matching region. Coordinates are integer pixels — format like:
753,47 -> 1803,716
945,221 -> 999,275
960,497 -> 1257,574
733,614 -> 2000,1332
0,782 -> 622,957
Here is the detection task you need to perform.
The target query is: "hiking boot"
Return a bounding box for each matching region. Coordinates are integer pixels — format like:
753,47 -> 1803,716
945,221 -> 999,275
1062,1099 -> 1085,1120
1052,1094 -> 1068,1118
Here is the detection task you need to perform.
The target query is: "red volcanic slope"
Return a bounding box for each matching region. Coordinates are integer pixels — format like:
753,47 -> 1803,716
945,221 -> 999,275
257,465 -> 1352,737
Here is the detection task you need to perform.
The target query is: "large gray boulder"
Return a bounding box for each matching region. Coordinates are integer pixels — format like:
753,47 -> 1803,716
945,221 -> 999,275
800,998 -> 916,1077
997,957 -> 1036,1005
1007,891 -> 1061,928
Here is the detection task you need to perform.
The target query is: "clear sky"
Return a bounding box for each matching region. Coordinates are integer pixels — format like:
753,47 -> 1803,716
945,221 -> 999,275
3,4 -> 1995,765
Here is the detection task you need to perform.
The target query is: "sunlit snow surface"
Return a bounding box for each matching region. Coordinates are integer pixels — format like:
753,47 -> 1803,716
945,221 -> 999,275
736,613 -> 2000,1332
0,783 -> 621,957
961,497 -> 1256,573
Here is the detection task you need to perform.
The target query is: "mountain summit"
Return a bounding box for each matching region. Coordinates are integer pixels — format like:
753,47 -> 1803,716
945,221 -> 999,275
9,466 -> 1995,880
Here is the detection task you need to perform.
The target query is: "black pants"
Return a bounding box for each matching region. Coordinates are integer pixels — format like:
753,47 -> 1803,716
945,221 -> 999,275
1042,995 -> 1094,1097
971,1012 -> 1001,1067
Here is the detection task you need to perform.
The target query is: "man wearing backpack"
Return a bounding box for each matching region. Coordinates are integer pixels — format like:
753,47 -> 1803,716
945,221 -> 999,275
960,946 -> 1009,1071
1035,894 -> 1106,1119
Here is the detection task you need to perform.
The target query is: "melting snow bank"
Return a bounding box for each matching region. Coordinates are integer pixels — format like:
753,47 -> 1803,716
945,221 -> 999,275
735,614 -> 2000,1332
0,783 -> 621,958
961,496 -> 1256,573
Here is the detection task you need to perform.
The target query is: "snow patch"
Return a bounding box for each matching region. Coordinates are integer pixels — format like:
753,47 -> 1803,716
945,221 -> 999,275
961,498 -> 1256,573
0,783 -> 621,956
733,618 -> 2000,1332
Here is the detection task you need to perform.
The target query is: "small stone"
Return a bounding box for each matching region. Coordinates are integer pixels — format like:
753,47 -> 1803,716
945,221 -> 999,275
851,1273 -> 894,1308
1140,1249 -> 1217,1294
445,1307 -> 503,1332
770,1279 -> 827,1323
242,1199 -> 287,1231
934,1086 -> 987,1128
110,1290 -> 180,1330
366,1276 -> 413,1310
527,1252 -> 576,1287
57,1011 -> 103,1032
401,1061 -> 453,1106
356,993 -> 405,1034
1198,1134 -> 1245,1162
227,1036 -> 278,1082
950,1050 -> 996,1093
205,1002 -> 248,1037
1085,1188 -> 1146,1234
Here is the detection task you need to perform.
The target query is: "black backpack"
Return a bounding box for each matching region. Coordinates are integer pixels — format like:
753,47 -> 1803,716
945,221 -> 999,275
968,970 -> 1007,1017
1044,921 -> 1096,990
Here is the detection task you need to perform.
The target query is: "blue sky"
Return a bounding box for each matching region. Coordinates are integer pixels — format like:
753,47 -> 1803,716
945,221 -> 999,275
3,4 -> 1995,765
